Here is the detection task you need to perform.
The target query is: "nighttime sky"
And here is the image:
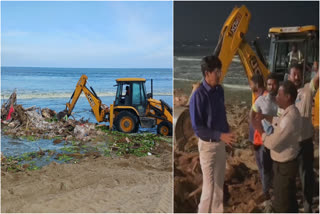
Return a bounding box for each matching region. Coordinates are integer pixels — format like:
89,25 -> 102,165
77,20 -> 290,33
174,1 -> 319,42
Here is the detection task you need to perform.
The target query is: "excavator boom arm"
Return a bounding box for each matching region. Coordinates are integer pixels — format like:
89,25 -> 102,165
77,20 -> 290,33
215,5 -> 270,102
238,41 -> 270,101
238,41 -> 270,82
66,75 -> 88,115
66,75 -> 108,122
187,5 -> 269,104
214,5 -> 251,82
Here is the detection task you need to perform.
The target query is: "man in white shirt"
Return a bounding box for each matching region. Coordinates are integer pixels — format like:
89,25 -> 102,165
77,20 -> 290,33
288,63 -> 319,212
250,73 -> 279,204
287,43 -> 304,68
263,81 -> 301,213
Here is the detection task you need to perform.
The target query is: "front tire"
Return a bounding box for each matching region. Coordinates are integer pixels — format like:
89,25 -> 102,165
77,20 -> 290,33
157,121 -> 172,136
114,111 -> 139,133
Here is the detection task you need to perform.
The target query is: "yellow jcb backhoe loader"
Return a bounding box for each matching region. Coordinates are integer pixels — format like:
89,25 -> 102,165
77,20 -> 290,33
175,5 -> 319,148
64,75 -> 173,136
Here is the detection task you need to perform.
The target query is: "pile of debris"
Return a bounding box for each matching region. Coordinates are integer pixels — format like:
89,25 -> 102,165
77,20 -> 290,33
174,151 -> 263,213
1,91 -> 103,141
174,88 -> 189,107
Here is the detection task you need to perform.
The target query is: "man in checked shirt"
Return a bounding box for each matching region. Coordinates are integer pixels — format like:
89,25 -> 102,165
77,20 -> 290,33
189,55 -> 236,213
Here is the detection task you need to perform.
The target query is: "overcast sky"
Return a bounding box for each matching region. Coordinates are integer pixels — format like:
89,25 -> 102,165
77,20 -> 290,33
174,1 -> 319,42
2,1 -> 173,68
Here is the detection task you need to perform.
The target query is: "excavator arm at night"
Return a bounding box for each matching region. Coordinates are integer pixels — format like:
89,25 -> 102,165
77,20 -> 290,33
65,75 -> 109,123
177,5 -> 270,150
175,5 -> 319,149
188,5 -> 270,105
213,5 -> 270,101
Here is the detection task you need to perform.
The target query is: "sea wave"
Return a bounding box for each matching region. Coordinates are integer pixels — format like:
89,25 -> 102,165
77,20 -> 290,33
1,92 -> 172,100
175,56 -> 242,63
174,78 -> 197,82
232,58 -> 241,63
175,78 -> 250,90
175,57 -> 201,61
222,84 -> 250,90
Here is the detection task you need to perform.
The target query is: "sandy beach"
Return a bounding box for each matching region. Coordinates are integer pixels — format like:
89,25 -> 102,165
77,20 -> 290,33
2,152 -> 172,213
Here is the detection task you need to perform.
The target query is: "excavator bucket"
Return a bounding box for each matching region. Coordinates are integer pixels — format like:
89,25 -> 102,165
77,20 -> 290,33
174,83 -> 200,151
174,107 -> 195,152
57,109 -> 68,120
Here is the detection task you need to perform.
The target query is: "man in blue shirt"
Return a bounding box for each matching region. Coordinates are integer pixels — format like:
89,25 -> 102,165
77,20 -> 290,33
189,55 -> 235,213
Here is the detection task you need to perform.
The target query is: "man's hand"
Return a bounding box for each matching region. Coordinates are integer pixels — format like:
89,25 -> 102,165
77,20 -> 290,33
254,112 -> 263,121
252,115 -> 264,134
221,132 -> 236,147
251,111 -> 263,133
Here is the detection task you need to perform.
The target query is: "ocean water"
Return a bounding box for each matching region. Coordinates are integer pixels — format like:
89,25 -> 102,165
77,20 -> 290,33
1,67 -> 172,120
174,55 -> 251,95
1,67 -> 173,157
1,67 -> 172,98
174,39 -> 271,93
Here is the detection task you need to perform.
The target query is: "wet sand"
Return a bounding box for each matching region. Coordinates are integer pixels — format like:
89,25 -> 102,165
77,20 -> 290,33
1,153 -> 173,213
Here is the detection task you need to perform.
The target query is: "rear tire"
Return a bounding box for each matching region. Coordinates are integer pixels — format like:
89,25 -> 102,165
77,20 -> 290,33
114,111 -> 139,133
157,121 -> 172,136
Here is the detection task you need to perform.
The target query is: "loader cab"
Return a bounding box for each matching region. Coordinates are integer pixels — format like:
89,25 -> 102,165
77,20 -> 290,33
268,25 -> 319,84
114,78 -> 148,115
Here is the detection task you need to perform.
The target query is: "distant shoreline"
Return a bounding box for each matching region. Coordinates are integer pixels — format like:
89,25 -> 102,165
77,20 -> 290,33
1,66 -> 172,70
1,94 -> 173,100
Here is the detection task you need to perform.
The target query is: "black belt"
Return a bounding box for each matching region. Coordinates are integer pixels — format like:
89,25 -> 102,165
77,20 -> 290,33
200,137 -> 217,143
298,137 -> 313,146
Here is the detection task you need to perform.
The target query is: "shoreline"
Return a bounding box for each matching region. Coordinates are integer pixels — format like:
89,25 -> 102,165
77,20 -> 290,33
2,126 -> 173,170
1,94 -> 173,100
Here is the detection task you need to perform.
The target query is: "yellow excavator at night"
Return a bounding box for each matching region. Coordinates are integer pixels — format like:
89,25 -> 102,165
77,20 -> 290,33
175,5 -> 319,147
63,75 -> 173,136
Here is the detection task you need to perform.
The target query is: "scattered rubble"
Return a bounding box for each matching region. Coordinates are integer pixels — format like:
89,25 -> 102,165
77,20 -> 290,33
41,108 -> 56,119
174,88 -> 189,106
1,91 -> 172,172
1,91 -> 17,121
1,91 -> 99,142
74,124 -> 96,141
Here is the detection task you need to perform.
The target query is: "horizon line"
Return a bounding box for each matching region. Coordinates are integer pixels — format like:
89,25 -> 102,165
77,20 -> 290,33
1,65 -> 172,70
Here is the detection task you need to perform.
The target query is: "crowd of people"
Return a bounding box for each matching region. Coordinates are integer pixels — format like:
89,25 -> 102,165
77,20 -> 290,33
189,55 -> 319,213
